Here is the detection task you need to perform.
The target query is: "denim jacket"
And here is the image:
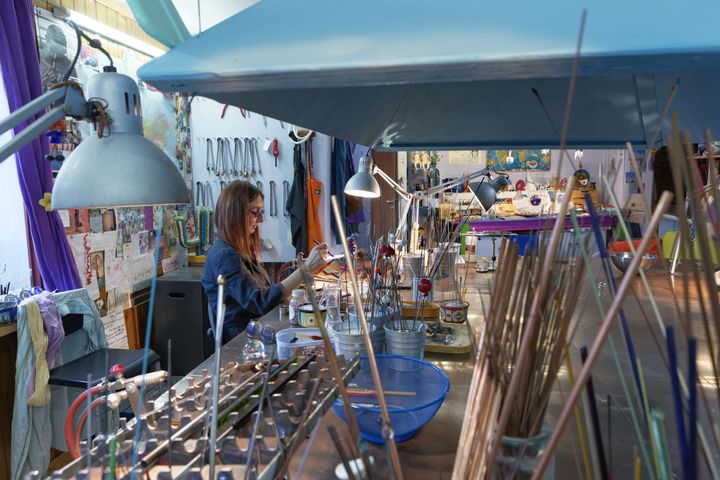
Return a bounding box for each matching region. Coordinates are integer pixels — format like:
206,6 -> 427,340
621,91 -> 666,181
202,239 -> 283,342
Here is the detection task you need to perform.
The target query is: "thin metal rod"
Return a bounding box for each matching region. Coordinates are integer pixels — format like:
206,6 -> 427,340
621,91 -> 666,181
331,195 -> 404,479
208,275 -> 227,480
296,260 -> 368,466
86,373 -> 92,472
166,339 -> 173,479
533,191 -> 673,480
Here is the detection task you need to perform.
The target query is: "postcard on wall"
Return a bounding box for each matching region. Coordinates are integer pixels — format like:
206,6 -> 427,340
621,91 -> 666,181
448,150 -> 486,166
89,209 -> 104,233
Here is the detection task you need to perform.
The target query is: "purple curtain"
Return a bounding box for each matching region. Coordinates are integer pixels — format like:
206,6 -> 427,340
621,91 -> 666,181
0,0 -> 81,291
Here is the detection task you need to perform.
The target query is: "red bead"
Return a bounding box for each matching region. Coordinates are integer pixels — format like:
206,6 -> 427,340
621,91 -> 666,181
378,244 -> 390,256
417,277 -> 433,294
385,246 -> 396,257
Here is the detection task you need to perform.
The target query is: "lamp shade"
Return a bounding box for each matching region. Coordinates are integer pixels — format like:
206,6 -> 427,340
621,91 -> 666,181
52,133 -> 190,209
51,70 -> 189,209
344,155 -> 380,198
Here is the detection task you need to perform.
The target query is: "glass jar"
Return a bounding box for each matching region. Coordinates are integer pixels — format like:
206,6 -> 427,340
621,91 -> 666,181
288,289 -> 307,327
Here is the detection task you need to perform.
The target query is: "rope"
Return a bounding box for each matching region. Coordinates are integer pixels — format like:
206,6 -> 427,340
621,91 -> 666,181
24,299 -> 51,407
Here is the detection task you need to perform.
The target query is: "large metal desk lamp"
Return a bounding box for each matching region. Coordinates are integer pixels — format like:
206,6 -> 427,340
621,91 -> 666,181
0,15 -> 189,209
345,152 -> 510,252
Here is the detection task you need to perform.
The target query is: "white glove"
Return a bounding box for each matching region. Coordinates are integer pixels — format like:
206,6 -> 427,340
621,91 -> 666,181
304,243 -> 328,271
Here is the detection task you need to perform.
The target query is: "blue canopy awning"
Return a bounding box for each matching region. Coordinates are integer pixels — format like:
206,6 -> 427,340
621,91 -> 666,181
134,0 -> 720,149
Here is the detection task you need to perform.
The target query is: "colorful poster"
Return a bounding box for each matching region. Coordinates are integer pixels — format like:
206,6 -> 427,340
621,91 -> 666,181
487,150 -> 551,171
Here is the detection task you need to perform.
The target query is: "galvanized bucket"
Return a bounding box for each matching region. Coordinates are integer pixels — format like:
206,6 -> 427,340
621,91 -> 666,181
384,320 -> 427,360
330,320 -> 381,360
348,306 -> 400,355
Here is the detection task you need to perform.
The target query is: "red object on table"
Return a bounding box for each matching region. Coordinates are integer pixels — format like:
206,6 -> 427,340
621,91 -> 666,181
417,278 -> 433,294
608,239 -> 660,255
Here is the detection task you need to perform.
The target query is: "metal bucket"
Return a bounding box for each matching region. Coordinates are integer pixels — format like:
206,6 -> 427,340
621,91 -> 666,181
384,320 -> 427,360
330,320 -> 381,360
348,306 -> 399,355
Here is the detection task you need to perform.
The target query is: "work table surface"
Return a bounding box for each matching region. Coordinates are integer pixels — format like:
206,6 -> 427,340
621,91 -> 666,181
169,287 -> 481,479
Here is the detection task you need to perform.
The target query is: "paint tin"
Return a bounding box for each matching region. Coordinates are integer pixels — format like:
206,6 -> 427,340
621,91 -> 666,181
297,303 -> 326,328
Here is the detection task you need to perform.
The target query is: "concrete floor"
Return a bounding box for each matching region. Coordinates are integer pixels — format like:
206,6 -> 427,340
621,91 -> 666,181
287,262 -> 719,478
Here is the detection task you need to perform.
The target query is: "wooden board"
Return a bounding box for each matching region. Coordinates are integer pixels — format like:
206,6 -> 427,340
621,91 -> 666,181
425,321 -> 474,354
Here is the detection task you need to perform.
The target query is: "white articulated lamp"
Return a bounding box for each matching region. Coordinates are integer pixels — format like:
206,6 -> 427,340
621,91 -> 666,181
344,151 -> 510,252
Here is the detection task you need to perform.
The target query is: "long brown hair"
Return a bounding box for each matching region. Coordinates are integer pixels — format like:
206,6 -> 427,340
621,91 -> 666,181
214,181 -> 263,261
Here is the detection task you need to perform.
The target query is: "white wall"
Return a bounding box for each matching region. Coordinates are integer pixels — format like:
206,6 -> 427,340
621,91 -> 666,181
189,96 -> 334,262
0,75 -> 31,290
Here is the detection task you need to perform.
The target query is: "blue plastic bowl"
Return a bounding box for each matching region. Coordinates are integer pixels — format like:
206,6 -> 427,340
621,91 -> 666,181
333,354 -> 450,443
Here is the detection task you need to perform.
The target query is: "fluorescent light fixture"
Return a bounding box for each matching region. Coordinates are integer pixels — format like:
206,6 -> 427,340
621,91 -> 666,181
344,155 -> 381,198
55,7 -> 166,58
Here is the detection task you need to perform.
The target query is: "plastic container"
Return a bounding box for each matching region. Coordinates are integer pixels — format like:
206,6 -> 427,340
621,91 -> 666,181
333,355 -> 450,444
275,328 -> 324,359
384,320 -> 428,360
288,289 -> 307,327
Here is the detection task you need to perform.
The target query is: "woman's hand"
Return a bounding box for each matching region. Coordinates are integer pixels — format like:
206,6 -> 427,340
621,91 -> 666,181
305,242 -> 328,271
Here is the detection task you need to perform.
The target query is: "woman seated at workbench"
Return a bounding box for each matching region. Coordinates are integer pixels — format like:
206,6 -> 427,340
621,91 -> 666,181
202,181 -> 327,343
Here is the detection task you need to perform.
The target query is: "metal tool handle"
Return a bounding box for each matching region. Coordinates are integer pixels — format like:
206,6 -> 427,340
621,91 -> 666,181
283,180 -> 290,217
252,137 -> 262,175
233,137 -> 242,177
269,180 -> 277,217
205,138 -> 214,173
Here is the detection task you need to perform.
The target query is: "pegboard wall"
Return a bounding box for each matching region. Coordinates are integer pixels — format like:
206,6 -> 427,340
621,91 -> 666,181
190,96 -> 334,263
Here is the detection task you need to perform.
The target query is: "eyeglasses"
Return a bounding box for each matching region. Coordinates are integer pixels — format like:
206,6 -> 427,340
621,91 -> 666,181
249,208 -> 265,218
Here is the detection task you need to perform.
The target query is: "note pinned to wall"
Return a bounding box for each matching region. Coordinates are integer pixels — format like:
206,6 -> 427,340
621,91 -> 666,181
102,309 -> 128,349
91,231 -> 118,253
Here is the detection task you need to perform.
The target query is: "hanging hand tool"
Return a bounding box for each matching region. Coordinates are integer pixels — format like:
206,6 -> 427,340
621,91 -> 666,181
205,138 -> 214,173
269,180 -> 277,217
223,137 -> 233,176
241,137 -> 250,177
232,137 -> 242,177
244,137 -> 255,177
256,180 -> 263,194
272,138 -> 280,167
205,181 -> 214,207
283,180 -> 290,217
252,137 -> 262,176
215,137 -> 226,176
195,181 -> 203,207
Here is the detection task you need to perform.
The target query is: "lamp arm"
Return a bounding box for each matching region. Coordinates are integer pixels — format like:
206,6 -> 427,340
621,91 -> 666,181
425,167 -> 490,196
0,85 -> 90,163
372,164 -> 412,201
